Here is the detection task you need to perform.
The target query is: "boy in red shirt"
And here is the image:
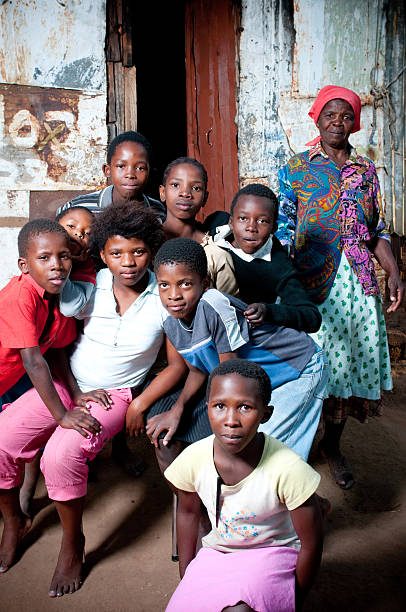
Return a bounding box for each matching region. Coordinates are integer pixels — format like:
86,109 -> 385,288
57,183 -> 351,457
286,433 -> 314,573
0,219 -> 107,573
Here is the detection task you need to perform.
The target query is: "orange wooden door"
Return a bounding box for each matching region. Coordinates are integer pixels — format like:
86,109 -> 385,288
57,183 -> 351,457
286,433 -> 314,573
185,0 -> 239,219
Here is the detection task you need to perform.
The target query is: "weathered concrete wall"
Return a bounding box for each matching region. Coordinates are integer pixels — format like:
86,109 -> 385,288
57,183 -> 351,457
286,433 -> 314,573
383,0 -> 406,236
237,0 -> 295,187
238,0 -> 387,211
0,0 -> 107,287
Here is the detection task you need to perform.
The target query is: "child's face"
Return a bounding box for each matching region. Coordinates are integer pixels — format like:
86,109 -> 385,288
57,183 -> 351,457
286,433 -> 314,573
100,235 -> 151,289
156,262 -> 208,324
103,142 -> 150,202
18,232 -> 72,295
58,208 -> 93,261
229,195 -> 275,254
208,373 -> 272,456
159,163 -> 207,221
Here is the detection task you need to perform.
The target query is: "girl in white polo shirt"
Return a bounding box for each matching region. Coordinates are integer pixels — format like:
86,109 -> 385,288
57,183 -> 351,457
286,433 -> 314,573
0,203 -> 187,598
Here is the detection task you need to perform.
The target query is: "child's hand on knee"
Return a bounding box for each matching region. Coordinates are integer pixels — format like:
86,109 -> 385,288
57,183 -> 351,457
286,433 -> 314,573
146,407 -> 182,448
73,389 -> 112,410
59,408 -> 102,438
244,302 -> 267,326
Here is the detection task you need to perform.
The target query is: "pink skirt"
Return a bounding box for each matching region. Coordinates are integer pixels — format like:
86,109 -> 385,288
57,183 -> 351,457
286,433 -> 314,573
166,546 -> 298,612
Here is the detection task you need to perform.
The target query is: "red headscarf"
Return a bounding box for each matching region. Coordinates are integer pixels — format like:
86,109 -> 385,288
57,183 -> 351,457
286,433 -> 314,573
305,85 -> 361,147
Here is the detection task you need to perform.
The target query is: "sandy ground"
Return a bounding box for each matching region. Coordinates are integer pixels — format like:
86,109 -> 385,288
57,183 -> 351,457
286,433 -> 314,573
1,369 -> 405,611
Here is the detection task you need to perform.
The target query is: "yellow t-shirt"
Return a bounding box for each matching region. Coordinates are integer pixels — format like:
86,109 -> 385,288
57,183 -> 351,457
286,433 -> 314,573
165,434 -> 320,552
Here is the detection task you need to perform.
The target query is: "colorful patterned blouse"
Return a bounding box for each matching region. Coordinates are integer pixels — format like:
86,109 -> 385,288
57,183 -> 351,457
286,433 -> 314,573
276,144 -> 390,304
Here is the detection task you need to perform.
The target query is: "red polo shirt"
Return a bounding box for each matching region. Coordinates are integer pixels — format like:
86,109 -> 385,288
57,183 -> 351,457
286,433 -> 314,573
70,257 -> 96,284
0,273 -> 77,395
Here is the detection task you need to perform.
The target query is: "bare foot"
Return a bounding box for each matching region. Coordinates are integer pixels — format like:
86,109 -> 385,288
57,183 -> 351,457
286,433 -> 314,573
49,532 -> 85,597
0,514 -> 32,573
318,443 -> 355,490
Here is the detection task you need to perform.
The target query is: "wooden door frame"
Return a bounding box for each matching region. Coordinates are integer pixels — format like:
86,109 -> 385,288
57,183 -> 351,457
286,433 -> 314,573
185,0 -> 240,218
106,0 -> 137,142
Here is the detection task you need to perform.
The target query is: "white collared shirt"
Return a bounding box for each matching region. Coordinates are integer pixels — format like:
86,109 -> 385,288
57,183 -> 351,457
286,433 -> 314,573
213,224 -> 273,262
70,269 -> 168,391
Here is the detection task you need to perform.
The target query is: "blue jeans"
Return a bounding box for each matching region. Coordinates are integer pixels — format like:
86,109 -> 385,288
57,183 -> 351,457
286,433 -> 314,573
258,346 -> 328,460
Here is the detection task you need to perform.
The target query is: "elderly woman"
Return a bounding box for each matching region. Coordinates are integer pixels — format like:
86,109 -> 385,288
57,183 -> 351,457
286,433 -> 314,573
276,85 -> 404,489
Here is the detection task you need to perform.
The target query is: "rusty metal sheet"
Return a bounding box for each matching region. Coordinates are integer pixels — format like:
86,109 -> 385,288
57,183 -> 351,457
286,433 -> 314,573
0,0 -> 106,92
0,84 -> 106,189
30,190 -> 93,220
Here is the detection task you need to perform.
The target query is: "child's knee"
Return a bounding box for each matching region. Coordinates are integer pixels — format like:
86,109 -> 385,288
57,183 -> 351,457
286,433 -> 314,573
41,428 -> 86,476
155,439 -> 186,474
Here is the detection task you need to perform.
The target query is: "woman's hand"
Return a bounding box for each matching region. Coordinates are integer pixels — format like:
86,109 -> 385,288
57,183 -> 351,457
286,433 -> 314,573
146,405 -> 183,448
387,273 -> 404,312
58,407 -> 102,438
373,238 -> 404,312
244,302 -> 267,326
72,389 -> 112,410
126,399 -> 146,437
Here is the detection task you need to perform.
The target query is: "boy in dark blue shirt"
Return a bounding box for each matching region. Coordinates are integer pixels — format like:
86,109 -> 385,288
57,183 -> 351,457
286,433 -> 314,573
211,183 -> 321,332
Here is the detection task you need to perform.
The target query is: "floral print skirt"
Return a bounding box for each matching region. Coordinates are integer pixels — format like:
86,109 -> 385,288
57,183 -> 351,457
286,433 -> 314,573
310,253 -> 392,424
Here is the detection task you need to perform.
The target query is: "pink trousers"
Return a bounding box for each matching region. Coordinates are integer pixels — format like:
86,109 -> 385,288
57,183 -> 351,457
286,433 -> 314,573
0,381 -> 133,501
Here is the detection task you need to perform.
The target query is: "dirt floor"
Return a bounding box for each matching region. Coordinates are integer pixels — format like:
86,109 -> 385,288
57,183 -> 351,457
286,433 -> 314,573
1,328 -> 406,611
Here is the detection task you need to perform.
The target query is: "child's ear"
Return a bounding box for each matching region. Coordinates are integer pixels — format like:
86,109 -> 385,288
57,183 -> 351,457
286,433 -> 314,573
159,184 -> 166,203
18,257 -> 29,274
103,163 -> 111,179
260,405 -> 274,424
100,249 -> 107,265
202,190 -> 209,207
228,215 -> 234,231
202,275 -> 210,291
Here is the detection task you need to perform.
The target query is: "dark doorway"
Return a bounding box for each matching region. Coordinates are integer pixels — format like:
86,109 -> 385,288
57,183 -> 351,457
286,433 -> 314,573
106,0 -> 238,213
133,2 -> 187,199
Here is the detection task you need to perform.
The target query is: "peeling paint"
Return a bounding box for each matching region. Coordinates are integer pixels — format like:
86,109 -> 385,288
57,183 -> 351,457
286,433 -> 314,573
0,84 -> 106,189
0,190 -> 29,218
0,1 -> 106,92
0,227 -> 20,287
238,0 -> 295,190
46,57 -> 104,91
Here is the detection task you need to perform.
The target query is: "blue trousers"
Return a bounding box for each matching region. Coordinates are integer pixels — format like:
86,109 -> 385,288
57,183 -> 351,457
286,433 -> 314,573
259,347 -> 328,460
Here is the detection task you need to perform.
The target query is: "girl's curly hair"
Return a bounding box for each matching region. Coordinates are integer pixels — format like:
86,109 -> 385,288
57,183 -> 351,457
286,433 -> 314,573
90,202 -> 165,254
